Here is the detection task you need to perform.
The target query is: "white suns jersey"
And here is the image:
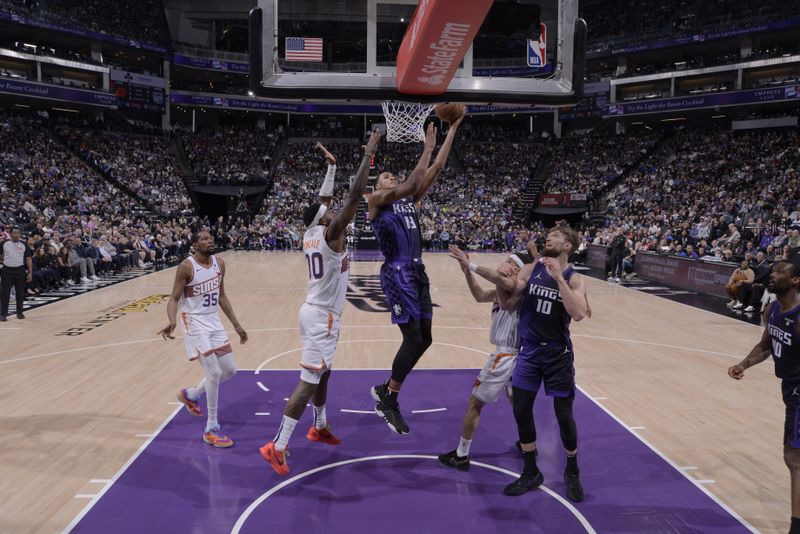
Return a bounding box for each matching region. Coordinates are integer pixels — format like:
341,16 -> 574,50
303,225 -> 350,314
179,255 -> 223,315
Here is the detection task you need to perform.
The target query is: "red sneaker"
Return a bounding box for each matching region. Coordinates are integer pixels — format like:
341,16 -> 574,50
260,441 -> 289,476
306,425 -> 343,445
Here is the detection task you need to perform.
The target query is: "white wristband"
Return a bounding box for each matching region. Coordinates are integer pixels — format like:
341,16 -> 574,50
468,262 -> 478,273
319,164 -> 336,197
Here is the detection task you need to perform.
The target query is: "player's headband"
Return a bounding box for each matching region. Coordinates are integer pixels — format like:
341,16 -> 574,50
308,204 -> 327,228
508,254 -> 525,268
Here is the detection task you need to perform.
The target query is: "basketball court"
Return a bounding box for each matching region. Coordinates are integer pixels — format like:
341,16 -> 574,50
0,252 -> 789,532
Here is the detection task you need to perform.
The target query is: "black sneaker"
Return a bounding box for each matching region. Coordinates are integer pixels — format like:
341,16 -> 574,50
564,471 -> 584,502
370,383 -> 388,403
503,471 -> 544,496
438,450 -> 470,471
16,313 -> 25,319
375,400 -> 409,434
0,315 -> 5,322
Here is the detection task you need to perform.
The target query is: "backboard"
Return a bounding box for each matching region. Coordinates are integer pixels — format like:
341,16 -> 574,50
249,0 -> 586,105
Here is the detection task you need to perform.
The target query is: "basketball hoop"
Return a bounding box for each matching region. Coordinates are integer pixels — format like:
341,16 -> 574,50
381,101 -> 435,143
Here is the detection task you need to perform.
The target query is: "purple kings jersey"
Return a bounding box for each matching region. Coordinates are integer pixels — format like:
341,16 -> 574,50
519,261 -> 575,345
372,196 -> 422,262
767,301 -> 800,381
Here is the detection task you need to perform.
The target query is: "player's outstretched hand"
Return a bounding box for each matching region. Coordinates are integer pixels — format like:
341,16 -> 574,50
449,108 -> 466,130
236,326 -> 249,345
448,245 -> 469,273
315,141 -> 336,165
363,129 -> 381,156
728,364 -> 745,380
158,322 -> 176,340
497,262 -> 516,278
424,122 -> 437,151
539,257 -> 564,282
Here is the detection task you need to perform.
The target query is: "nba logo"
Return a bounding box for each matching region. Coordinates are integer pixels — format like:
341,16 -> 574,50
526,23 -> 547,68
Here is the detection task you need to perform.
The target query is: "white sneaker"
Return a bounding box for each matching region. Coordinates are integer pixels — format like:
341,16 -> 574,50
744,305 -> 755,313
66,280 -> 75,286
732,303 -> 744,309
615,277 -> 622,283
607,277 -> 616,282
91,275 -> 100,281
80,277 -> 91,284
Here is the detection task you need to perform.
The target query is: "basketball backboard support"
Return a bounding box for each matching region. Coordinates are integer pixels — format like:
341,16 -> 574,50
249,0 -> 586,105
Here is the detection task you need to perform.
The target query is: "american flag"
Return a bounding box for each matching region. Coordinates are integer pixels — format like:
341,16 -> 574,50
285,37 -> 323,62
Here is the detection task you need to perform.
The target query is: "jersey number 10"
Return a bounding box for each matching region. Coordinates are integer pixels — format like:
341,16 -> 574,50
536,299 -> 552,315
306,252 -> 324,280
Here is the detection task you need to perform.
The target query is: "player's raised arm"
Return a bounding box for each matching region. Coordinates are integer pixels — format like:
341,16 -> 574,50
158,260 -> 192,340
448,245 -> 495,303
368,123 -> 436,219
327,130 -> 381,249
315,142 -> 337,207
414,110 -> 465,203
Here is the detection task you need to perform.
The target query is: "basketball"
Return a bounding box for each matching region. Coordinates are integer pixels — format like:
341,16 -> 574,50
435,103 -> 466,123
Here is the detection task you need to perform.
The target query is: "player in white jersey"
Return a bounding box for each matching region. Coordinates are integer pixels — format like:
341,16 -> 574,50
437,246 -> 533,470
158,230 -> 248,448
261,130 -> 381,476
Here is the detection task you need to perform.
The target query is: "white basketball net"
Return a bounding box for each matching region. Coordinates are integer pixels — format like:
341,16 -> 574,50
381,101 -> 435,143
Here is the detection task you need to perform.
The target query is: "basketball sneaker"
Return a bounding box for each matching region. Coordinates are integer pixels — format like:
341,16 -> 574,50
564,471 -> 584,502
260,441 -> 289,476
177,388 -> 203,417
503,471 -> 544,496
371,384 -> 409,434
306,425 -> 343,445
203,428 -> 233,448
438,450 -> 470,471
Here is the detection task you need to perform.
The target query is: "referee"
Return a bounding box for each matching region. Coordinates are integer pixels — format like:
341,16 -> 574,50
0,227 -> 33,322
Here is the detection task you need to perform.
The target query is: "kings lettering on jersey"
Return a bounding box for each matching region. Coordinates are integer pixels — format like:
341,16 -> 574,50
519,262 -> 574,344
767,302 -> 800,380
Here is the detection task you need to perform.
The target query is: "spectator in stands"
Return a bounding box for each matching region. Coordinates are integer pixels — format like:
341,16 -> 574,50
726,260 -> 755,308
734,252 -> 771,313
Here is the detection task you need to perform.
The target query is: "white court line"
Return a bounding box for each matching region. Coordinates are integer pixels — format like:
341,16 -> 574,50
696,480 -> 717,484
74,494 -> 97,500
88,479 -> 110,484
230,455 -> 596,534
628,426 -> 646,430
255,340 -> 490,373
167,402 -> 181,405
255,412 -> 270,416
0,327 -> 22,330
340,409 -> 375,414
411,408 -> 447,414
256,381 -> 270,392
592,397 -> 607,400
61,405 -> 183,534
680,466 -> 699,471
577,385 -> 757,533
134,433 -> 152,438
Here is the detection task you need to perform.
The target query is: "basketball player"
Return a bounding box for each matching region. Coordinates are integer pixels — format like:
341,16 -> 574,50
261,130 -> 381,476
158,231 -> 248,448
438,245 -> 532,470
474,222 -> 589,502
728,259 -> 800,532
368,111 -> 464,435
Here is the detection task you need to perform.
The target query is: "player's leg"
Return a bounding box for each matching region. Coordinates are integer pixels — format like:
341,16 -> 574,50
504,384 -> 544,495
371,319 -> 422,434
440,352 -> 516,470
197,354 -> 234,447
783,393 -> 800,531
307,369 -> 343,445
544,347 -> 584,502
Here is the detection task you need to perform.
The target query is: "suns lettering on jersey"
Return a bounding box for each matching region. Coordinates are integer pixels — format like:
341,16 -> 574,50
184,274 -> 221,297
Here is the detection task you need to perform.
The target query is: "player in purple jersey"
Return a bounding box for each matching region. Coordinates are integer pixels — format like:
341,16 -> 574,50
367,111 -> 464,434
471,222 -> 589,502
729,260 -> 800,532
